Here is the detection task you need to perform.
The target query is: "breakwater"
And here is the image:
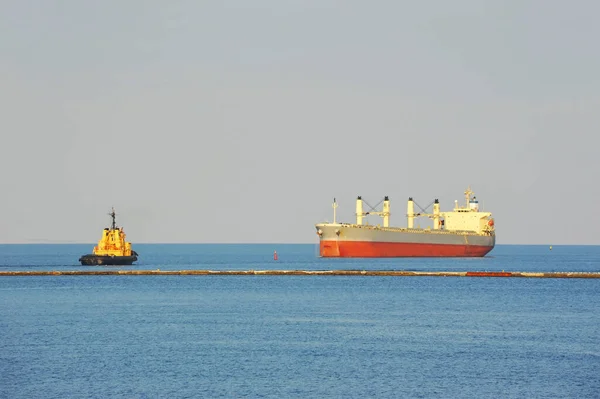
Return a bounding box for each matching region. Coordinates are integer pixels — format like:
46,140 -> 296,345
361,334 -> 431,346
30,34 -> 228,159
1,270 -> 599,278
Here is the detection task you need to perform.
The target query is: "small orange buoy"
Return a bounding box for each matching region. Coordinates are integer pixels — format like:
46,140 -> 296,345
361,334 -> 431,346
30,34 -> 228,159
273,250 -> 278,261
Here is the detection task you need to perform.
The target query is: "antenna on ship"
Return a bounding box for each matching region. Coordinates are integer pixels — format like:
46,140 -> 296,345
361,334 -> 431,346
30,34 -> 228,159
332,198 -> 338,224
109,207 -> 117,230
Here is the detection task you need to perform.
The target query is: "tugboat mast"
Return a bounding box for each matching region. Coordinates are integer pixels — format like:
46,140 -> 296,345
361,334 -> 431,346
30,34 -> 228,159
109,207 -> 117,230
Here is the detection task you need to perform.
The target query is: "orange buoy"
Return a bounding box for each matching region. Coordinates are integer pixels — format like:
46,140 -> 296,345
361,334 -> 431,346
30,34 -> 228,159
273,250 -> 278,261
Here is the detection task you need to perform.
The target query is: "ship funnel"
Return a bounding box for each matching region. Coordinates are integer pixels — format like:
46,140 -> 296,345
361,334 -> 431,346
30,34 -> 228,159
407,197 -> 415,229
433,199 -> 440,230
382,196 -> 390,227
469,196 -> 479,212
356,196 -> 364,225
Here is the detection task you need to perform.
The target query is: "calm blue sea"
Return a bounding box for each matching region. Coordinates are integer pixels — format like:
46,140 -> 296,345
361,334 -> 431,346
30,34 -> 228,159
1,244 -> 599,398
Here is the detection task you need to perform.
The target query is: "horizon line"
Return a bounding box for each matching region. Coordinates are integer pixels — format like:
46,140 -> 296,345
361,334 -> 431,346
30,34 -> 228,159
0,242 -> 596,246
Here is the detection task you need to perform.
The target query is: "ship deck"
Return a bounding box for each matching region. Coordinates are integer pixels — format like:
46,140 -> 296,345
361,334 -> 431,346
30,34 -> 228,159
316,223 -> 493,237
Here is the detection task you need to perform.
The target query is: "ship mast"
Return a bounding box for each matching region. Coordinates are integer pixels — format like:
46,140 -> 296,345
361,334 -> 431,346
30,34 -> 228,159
464,186 -> 473,207
332,198 -> 338,223
109,207 -> 117,230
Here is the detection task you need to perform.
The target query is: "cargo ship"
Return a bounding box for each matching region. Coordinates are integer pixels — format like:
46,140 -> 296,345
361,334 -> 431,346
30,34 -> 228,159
79,208 -> 139,265
315,187 -> 495,258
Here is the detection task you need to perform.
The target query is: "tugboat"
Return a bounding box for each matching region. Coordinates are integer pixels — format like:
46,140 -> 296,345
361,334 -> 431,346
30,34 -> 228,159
79,208 -> 139,266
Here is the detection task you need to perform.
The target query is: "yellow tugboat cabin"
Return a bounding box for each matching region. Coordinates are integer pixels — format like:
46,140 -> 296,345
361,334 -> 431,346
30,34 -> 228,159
94,226 -> 134,257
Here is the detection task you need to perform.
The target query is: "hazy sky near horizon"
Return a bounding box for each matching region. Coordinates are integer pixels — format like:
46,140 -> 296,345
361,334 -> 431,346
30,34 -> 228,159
1,1 -> 599,244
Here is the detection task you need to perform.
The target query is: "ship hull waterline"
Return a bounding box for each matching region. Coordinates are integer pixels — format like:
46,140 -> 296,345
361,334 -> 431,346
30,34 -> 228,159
79,254 -> 138,266
319,240 -> 493,258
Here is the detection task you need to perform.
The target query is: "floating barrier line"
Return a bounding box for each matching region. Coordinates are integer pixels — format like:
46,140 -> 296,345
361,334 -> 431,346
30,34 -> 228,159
0,270 -> 599,278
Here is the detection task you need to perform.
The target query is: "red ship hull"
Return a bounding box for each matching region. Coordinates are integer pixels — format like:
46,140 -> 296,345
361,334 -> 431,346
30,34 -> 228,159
320,240 -> 493,258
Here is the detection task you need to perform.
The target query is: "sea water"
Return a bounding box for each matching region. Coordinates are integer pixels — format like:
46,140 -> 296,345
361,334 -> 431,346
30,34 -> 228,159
1,244 -> 599,398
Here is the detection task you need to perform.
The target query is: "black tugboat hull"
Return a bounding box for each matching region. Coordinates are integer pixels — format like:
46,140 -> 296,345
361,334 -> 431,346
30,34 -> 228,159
79,254 -> 138,266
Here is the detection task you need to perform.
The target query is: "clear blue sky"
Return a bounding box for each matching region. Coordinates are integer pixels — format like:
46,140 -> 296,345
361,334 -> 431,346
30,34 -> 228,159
1,1 -> 598,244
